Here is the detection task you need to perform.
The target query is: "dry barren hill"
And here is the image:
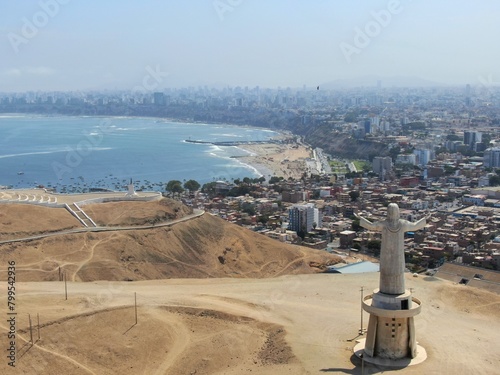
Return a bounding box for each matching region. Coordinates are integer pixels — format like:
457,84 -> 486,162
2,274 -> 499,374
83,198 -> 192,226
0,204 -> 81,240
0,200 -> 341,282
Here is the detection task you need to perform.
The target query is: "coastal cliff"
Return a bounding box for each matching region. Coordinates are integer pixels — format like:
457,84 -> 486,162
304,125 -> 390,160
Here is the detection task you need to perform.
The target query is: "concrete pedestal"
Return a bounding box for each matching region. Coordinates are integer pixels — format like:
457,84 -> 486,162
359,289 -> 426,363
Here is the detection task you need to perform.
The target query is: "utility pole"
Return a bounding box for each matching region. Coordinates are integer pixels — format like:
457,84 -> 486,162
37,313 -> 40,341
64,272 -> 68,300
29,314 -> 33,345
359,286 -> 365,335
134,292 -> 137,325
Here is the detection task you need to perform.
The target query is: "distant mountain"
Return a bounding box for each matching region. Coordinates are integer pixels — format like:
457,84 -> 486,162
320,75 -> 446,89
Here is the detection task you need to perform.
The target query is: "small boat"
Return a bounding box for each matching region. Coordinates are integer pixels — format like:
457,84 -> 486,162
17,171 -> 24,175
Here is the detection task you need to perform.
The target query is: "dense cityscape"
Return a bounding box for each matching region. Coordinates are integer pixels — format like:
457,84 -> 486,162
3,1 -> 500,372
2,83 -> 499,282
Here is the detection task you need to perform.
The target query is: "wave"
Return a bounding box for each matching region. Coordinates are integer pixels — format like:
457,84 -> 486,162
0,148 -> 113,159
231,158 -> 266,177
0,115 -> 29,119
209,133 -> 243,138
207,145 -> 223,153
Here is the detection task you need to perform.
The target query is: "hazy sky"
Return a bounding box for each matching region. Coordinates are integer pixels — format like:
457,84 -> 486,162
1,0 -> 500,92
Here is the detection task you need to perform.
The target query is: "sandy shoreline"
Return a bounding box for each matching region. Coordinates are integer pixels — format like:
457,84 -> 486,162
237,140 -> 312,180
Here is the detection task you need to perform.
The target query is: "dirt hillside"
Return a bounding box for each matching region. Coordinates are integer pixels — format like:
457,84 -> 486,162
0,204 -> 81,240
83,198 -> 192,226
0,203 -> 340,282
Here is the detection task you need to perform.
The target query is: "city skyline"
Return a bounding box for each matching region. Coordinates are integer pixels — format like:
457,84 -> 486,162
1,1 -> 500,92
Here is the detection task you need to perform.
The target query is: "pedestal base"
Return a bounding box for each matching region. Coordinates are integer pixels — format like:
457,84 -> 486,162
354,338 -> 427,367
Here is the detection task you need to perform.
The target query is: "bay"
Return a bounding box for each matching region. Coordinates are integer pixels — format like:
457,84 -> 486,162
0,115 -> 277,192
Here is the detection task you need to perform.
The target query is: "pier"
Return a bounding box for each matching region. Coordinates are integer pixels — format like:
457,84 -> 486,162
184,139 -> 278,146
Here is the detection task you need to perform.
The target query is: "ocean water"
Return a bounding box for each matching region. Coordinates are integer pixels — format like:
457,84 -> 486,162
0,115 -> 277,192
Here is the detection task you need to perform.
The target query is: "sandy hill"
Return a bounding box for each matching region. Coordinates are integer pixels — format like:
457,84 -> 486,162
2,273 -> 499,375
0,200 -> 341,282
435,262 -> 500,294
0,204 -> 81,240
83,198 -> 192,226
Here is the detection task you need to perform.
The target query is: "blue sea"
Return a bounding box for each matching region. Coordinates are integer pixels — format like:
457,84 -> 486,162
0,115 -> 277,192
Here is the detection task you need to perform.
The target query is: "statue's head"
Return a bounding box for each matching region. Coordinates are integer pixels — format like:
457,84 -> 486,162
387,203 -> 400,222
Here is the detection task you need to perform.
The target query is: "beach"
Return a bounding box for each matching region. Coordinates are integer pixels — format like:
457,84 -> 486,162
238,140 -> 312,180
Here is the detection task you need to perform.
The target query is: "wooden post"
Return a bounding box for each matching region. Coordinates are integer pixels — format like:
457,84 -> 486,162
64,272 -> 68,300
29,314 -> 33,344
37,313 -> 40,341
134,292 -> 137,325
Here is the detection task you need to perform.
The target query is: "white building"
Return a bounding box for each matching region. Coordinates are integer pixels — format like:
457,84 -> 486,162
484,147 -> 500,168
288,203 -> 322,233
413,149 -> 432,166
395,154 -> 416,165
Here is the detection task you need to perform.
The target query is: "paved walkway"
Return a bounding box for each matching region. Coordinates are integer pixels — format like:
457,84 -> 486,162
0,188 -> 161,205
0,209 -> 205,245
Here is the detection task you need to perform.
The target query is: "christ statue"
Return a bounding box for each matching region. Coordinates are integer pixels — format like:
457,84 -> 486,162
356,204 -> 428,295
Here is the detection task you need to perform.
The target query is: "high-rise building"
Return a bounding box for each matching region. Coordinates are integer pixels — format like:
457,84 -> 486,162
364,120 -> 372,134
288,203 -> 321,233
464,131 -> 482,150
372,157 -> 392,179
153,92 -> 166,106
484,147 -> 500,168
413,149 -> 432,166
465,84 -> 472,106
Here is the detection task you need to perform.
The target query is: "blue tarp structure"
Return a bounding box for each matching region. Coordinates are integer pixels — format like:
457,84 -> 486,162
325,261 -> 380,274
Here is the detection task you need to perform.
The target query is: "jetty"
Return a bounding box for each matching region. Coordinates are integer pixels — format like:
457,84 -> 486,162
185,139 -> 278,146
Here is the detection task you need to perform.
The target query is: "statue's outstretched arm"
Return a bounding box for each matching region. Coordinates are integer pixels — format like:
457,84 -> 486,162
358,215 -> 383,231
403,215 -> 428,232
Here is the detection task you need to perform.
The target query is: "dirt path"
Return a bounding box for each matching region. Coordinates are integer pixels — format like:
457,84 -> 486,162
148,309 -> 191,375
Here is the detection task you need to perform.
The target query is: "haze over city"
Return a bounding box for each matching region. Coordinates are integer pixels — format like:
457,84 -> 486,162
2,0 -> 500,92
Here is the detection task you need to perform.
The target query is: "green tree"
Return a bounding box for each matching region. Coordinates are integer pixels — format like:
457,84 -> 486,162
183,179 -> 200,192
241,202 -> 255,216
344,111 -> 358,123
297,225 -> 307,240
367,240 -> 381,256
258,215 -> 269,224
388,146 -> 401,162
443,165 -> 457,176
166,180 -> 184,195
201,181 -> 216,195
269,176 -> 282,184
351,218 -> 361,232
349,191 -> 360,202
482,133 -> 492,148
446,134 -> 461,142
489,175 -> 500,186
